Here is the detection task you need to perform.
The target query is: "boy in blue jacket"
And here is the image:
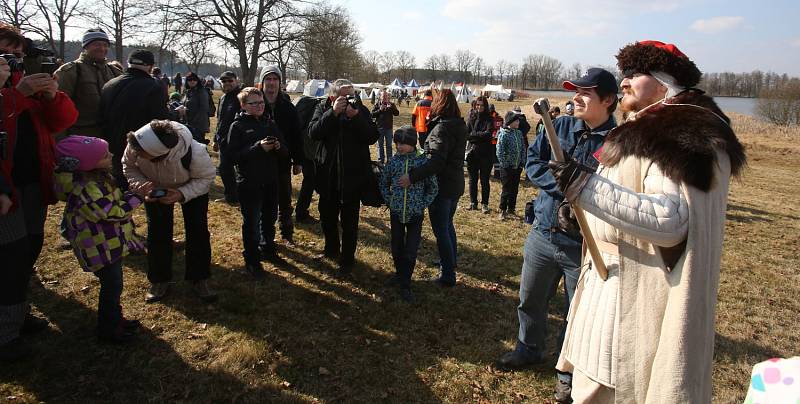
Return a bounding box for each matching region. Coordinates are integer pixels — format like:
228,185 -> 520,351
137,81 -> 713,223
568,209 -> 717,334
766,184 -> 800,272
380,126 -> 438,302
496,111 -> 526,220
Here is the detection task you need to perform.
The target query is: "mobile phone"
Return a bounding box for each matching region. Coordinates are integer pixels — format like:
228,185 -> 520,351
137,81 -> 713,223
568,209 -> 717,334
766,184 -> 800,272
40,61 -> 57,76
148,188 -> 167,198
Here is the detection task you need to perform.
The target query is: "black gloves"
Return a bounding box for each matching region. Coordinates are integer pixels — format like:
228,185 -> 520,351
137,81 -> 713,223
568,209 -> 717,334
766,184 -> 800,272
556,201 -> 580,238
548,158 -> 594,203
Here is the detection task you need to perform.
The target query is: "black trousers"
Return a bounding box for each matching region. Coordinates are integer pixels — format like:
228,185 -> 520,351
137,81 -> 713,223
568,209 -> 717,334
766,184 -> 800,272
144,194 -> 211,283
277,164 -> 294,240
238,181 -> 279,265
499,167 -> 522,212
0,237 -> 32,305
319,193 -> 361,266
295,158 -> 316,218
390,214 -> 423,288
468,159 -> 493,205
218,146 -> 238,203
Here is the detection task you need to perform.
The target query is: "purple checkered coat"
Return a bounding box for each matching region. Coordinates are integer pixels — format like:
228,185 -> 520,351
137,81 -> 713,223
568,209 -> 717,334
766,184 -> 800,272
54,171 -> 144,272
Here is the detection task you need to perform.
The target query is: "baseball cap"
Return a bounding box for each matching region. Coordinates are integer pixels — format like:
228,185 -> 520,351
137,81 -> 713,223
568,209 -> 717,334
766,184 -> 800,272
563,67 -> 618,94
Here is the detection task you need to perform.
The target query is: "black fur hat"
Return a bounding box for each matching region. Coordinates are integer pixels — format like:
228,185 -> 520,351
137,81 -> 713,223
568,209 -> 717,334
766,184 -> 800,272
616,40 -> 702,88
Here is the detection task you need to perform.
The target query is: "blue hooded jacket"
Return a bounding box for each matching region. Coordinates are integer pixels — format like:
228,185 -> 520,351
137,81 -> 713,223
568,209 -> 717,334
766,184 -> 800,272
380,150 -> 438,223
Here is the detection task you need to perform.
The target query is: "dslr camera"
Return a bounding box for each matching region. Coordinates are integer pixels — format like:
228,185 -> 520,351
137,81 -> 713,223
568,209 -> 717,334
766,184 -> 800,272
1,54 -> 24,88
345,94 -> 360,108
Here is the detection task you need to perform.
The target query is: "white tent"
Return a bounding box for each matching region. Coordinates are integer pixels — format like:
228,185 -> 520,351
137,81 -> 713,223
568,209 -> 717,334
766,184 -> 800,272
387,78 -> 405,90
482,84 -> 505,93
204,75 -> 222,89
359,88 -> 369,100
456,84 -> 472,104
285,80 -> 303,93
303,79 -> 330,97
405,79 -> 420,95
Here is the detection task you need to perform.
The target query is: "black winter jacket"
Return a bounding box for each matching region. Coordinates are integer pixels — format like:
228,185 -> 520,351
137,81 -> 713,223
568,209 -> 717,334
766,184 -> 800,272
98,68 -> 169,157
226,112 -> 288,186
308,97 -> 379,202
465,112 -> 495,164
409,116 -> 467,199
370,102 -> 399,129
215,85 -> 242,146
266,92 -> 303,167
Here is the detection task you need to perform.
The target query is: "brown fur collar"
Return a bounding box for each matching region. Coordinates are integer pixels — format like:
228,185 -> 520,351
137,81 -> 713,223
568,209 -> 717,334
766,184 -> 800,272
600,90 -> 746,191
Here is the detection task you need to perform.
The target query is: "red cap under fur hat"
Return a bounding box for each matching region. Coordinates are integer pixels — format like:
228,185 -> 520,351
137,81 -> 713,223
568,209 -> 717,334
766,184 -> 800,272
616,40 -> 702,88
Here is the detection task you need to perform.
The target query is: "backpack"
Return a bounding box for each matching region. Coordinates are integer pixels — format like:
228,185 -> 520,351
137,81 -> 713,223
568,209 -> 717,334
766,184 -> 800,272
295,96 -> 323,161
360,161 -> 384,207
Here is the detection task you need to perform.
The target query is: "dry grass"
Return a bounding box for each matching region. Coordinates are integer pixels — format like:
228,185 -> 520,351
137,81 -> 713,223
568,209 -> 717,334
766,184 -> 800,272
0,94 -> 797,403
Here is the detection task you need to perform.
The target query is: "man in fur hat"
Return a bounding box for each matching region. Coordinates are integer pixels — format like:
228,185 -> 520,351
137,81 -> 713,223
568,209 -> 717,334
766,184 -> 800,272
549,40 -> 746,402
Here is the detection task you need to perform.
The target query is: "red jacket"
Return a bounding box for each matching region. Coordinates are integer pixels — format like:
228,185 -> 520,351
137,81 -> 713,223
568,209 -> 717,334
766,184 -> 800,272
1,88 -> 78,210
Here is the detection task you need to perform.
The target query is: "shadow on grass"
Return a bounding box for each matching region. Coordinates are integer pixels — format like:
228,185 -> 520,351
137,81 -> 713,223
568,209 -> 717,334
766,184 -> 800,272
726,202 -> 800,223
714,332 -> 783,364
0,280 -> 301,403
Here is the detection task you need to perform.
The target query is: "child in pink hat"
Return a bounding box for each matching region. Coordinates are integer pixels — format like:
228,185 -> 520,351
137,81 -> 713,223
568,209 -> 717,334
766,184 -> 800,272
54,136 -> 144,344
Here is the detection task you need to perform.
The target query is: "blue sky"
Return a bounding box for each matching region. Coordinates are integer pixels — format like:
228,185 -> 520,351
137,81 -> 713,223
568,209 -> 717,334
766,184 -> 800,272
333,0 -> 800,76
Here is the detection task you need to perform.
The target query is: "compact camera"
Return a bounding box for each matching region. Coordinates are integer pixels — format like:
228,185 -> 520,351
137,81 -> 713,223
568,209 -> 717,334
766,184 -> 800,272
148,188 -> 168,198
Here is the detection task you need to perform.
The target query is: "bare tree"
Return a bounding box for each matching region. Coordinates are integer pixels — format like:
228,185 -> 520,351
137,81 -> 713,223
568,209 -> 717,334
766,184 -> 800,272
495,60 -> 507,86
453,49 -> 475,82
0,0 -> 37,29
380,51 -> 397,80
172,0 -> 299,85
438,53 -> 452,80
570,62 -> 582,79
506,62 -> 518,88
264,4 -> 303,83
178,26 -> 213,73
472,56 -> 483,84
361,50 -> 381,81
424,55 -> 438,81
296,5 -> 361,80
32,0 -> 81,58
147,0 -> 181,70
395,50 -> 415,82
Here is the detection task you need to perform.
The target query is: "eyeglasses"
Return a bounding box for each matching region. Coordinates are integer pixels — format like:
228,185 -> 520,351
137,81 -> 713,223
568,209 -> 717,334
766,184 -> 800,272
246,101 -> 265,106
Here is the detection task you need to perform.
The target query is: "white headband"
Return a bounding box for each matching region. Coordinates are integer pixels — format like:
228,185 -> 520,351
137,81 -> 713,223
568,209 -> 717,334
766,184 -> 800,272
134,124 -> 171,157
650,71 -> 685,99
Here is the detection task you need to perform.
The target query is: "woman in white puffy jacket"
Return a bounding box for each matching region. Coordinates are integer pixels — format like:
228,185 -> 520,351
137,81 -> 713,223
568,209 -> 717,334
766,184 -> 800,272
122,120 -> 217,304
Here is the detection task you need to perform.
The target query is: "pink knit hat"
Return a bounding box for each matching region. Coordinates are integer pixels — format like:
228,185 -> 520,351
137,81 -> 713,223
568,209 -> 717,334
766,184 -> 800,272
55,136 -> 109,172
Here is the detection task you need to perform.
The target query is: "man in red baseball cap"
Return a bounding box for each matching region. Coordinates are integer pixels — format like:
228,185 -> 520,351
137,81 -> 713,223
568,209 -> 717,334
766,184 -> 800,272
548,40 -> 747,402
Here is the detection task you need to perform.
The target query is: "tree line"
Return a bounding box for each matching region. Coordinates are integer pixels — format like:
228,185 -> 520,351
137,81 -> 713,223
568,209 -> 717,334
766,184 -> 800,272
4,0 -> 797,100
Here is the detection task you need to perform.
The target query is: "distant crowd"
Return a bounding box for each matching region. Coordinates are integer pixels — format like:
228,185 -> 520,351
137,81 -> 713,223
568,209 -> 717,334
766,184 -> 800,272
1,23 -> 746,403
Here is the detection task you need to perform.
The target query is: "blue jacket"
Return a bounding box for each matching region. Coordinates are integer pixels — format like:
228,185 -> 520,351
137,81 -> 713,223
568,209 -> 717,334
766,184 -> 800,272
380,150 -> 438,223
496,127 -> 525,169
526,115 -> 616,247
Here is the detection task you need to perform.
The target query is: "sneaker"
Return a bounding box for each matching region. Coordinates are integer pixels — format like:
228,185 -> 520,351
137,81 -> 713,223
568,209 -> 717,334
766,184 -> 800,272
21,313 -> 49,335
244,263 -> 267,280
192,280 -> 218,303
496,342 -> 544,371
172,239 -> 185,250
498,210 -> 508,221
467,203 -> 478,211
0,338 -> 31,362
554,378 -> 573,403
398,288 -> 415,303
481,204 -> 490,214
280,238 -> 297,248
145,282 -> 170,303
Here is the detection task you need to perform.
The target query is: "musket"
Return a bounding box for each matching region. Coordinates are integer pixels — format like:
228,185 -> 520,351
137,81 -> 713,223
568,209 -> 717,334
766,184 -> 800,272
533,98 -> 609,280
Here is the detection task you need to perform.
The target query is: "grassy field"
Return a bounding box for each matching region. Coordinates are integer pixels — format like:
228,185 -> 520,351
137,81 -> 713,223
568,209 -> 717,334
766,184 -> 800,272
1,94 -> 798,403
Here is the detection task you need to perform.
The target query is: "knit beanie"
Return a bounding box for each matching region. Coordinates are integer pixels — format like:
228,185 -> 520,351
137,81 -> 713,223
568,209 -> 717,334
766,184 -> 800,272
504,111 -> 521,127
81,29 -> 110,48
55,136 -> 109,172
260,65 -> 282,83
393,125 -> 417,147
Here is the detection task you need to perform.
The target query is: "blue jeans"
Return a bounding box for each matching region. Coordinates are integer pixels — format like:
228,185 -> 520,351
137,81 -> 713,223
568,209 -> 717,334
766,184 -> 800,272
390,214 -> 424,288
428,195 -> 459,284
517,227 -> 581,358
238,182 -> 278,265
377,127 -> 393,163
93,260 -> 123,335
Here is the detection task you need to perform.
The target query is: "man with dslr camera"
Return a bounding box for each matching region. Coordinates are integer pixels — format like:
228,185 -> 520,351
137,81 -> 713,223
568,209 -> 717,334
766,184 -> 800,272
0,23 -> 78,361
308,79 -> 378,273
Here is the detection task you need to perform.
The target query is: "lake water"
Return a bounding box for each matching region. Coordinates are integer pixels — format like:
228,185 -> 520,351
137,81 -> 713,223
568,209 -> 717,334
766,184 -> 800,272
527,90 -> 757,117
